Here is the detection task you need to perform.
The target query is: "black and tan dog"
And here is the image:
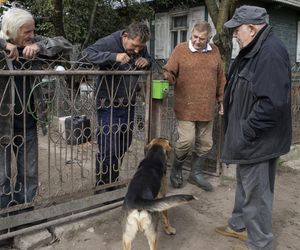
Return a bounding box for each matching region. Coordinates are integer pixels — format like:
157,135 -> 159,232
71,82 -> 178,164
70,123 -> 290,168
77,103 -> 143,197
122,138 -> 197,250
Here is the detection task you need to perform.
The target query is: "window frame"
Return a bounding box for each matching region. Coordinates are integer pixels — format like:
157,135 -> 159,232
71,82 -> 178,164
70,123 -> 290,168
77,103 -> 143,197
170,14 -> 188,49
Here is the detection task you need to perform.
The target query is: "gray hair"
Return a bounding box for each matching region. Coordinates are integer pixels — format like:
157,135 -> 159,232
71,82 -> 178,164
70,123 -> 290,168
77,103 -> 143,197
192,21 -> 212,39
0,8 -> 34,41
125,22 -> 150,44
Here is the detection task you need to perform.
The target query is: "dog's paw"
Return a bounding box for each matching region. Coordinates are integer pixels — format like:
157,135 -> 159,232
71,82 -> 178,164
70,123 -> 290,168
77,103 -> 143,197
164,226 -> 176,235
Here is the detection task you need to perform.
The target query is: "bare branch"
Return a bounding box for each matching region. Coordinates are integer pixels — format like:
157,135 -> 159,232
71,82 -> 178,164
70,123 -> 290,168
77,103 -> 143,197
82,0 -> 98,49
52,0 -> 66,36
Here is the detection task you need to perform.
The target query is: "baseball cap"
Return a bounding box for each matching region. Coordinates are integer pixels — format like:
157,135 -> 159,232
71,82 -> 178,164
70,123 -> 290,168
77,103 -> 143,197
224,5 -> 268,29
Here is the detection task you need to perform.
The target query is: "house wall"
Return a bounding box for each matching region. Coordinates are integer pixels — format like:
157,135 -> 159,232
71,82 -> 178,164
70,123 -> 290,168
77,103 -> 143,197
268,6 -> 299,63
151,3 -> 300,144
153,3 -> 300,64
154,6 -> 207,59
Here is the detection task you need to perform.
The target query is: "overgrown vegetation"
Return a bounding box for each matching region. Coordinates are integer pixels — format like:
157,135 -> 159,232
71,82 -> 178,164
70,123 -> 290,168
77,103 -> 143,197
0,0 -> 237,67
1,0 -> 154,48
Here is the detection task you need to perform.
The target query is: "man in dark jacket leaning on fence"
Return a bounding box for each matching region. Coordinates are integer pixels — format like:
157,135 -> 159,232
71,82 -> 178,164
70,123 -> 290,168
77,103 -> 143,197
80,22 -> 151,190
215,5 -> 292,250
0,8 -> 72,215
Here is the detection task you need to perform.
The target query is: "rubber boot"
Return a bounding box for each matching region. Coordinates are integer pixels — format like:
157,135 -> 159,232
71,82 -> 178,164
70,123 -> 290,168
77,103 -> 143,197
170,157 -> 185,188
188,153 -> 213,191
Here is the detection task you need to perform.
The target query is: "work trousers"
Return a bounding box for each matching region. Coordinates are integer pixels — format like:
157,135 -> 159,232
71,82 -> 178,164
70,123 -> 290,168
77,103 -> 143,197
174,120 -> 213,161
228,158 -> 277,250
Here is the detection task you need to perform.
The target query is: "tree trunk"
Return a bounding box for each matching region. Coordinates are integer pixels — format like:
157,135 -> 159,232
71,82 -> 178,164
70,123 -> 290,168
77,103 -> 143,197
204,0 -> 239,72
52,0 -> 66,37
82,0 -> 98,49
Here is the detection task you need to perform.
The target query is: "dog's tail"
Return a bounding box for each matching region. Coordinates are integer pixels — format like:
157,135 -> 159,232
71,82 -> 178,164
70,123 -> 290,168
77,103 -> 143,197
127,195 -> 197,212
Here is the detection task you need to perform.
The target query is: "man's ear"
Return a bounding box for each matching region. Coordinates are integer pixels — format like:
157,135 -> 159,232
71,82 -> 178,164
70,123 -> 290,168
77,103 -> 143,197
249,25 -> 257,37
165,141 -> 172,158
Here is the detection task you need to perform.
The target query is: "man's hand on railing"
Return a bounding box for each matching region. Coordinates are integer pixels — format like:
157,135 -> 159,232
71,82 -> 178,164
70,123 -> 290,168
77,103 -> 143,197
22,43 -> 40,59
5,42 -> 19,61
134,57 -> 149,69
116,53 -> 130,65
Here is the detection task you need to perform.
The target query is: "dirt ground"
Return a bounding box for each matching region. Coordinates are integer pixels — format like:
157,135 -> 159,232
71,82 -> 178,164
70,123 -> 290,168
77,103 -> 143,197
33,161 -> 300,250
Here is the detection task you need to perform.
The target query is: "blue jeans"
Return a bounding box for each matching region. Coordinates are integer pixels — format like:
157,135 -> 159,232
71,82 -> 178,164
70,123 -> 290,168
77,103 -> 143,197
96,106 -> 135,185
0,126 -> 38,213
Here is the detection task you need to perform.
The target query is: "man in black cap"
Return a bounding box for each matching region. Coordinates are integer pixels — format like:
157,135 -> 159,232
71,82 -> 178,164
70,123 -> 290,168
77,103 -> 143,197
215,5 -> 292,250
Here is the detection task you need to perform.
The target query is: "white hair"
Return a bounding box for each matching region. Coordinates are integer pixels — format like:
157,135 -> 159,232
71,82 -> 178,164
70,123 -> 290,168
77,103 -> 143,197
0,8 -> 34,41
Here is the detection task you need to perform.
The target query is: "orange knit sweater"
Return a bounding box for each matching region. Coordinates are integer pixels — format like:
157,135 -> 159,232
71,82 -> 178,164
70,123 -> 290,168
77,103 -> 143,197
163,42 -> 226,121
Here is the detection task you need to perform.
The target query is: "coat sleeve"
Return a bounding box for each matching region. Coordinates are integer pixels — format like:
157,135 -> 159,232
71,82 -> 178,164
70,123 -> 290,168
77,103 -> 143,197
34,36 -> 73,57
245,52 -> 291,139
80,37 -> 117,65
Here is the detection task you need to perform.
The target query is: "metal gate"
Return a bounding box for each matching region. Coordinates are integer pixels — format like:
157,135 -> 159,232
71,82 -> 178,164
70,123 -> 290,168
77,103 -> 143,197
0,56 -> 151,240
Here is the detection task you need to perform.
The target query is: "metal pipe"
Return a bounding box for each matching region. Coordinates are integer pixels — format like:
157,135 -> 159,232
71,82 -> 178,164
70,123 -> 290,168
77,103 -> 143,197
0,70 -> 150,76
0,201 -> 123,241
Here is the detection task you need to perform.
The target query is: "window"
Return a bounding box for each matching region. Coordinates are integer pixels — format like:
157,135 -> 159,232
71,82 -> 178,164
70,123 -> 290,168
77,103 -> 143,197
171,15 -> 188,49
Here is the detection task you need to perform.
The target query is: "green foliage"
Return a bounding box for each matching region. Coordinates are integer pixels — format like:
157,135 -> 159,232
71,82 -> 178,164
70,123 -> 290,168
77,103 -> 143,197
154,0 -> 200,10
6,0 -> 153,47
17,0 -> 55,35
1,0 -> 195,47
116,1 -> 154,26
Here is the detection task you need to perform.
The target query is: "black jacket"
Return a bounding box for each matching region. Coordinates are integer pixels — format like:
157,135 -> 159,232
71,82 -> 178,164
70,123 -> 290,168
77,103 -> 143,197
81,31 -> 151,106
221,25 -> 292,164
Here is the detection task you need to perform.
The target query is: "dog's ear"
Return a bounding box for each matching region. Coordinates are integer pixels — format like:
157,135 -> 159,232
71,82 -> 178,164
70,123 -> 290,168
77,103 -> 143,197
166,140 -> 172,152
165,140 -> 172,158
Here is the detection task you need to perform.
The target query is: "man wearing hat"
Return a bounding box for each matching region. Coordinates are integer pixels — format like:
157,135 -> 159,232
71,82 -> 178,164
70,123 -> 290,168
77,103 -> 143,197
215,5 -> 292,250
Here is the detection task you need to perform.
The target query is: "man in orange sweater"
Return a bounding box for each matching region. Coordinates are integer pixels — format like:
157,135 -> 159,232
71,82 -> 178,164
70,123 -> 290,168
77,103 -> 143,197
163,21 -> 225,191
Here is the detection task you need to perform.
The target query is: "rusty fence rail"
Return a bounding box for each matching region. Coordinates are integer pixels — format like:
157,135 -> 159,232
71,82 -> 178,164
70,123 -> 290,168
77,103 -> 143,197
0,66 -> 151,240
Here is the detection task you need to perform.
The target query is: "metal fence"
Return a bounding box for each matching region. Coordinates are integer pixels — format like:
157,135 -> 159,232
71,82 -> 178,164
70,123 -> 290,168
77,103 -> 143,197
291,63 -> 300,144
0,55 -> 151,240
